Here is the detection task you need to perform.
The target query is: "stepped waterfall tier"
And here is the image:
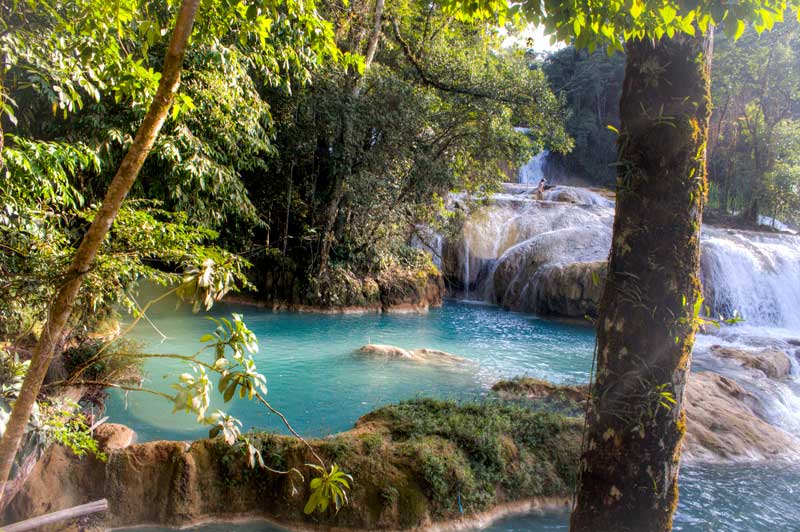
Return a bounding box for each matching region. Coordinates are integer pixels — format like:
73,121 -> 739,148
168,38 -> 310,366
442,185 -> 800,330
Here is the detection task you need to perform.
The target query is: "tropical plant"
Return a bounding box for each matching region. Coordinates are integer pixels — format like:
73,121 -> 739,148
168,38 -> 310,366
0,0 -> 342,493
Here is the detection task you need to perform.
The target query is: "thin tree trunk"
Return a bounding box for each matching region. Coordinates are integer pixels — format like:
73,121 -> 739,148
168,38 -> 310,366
283,163 -> 294,255
0,78 -> 5,157
318,0 -> 384,274
570,32 -> 712,532
0,0 -> 200,501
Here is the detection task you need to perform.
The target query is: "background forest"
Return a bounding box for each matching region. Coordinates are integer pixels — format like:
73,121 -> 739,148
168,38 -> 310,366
2,0 -> 799,340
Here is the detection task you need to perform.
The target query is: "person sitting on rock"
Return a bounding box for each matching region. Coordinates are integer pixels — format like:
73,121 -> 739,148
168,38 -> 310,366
535,177 -> 547,200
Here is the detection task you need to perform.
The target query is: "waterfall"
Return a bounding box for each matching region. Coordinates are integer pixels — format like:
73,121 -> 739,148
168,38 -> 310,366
417,186 -> 800,458
442,194 -> 614,311
463,238 -> 470,299
700,227 -> 800,329
518,150 -> 549,184
437,189 -> 800,332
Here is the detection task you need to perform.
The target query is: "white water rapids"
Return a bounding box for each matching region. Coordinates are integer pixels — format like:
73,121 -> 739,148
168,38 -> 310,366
425,182 -> 800,460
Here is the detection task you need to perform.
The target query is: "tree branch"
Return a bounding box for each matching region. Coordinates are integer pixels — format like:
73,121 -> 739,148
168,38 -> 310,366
390,17 -> 528,106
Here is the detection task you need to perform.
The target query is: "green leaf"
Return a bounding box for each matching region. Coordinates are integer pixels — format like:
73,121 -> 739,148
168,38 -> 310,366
304,491 -> 320,514
223,382 -> 236,403
734,19 -> 746,39
659,5 -> 677,24
630,0 -> 643,20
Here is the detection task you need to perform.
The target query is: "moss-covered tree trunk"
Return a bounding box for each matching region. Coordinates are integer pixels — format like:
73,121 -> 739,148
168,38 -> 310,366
569,33 -> 712,532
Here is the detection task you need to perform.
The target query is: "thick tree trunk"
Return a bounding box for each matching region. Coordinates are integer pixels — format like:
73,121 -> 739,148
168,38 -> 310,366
0,0 -> 200,502
570,32 -> 712,532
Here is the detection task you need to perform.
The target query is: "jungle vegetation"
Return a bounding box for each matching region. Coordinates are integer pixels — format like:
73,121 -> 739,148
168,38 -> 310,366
1,0 -> 800,530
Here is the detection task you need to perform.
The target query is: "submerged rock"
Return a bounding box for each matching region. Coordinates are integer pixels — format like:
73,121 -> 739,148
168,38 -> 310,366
710,345 -> 792,379
358,344 -> 467,365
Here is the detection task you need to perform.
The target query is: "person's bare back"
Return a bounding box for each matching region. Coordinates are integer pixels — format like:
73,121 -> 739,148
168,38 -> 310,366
535,178 -> 546,200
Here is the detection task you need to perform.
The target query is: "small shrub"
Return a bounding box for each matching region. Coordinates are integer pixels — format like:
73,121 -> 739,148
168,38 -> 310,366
380,485 -> 399,507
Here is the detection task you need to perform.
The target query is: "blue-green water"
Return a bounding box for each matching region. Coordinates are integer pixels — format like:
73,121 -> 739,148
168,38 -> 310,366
110,300 -> 800,532
107,300 -> 595,441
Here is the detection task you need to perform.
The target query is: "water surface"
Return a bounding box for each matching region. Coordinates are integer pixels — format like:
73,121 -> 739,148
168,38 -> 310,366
107,300 -> 595,441
110,299 -> 800,532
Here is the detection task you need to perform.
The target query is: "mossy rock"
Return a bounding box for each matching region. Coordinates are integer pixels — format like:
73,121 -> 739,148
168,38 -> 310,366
6,399 -> 580,531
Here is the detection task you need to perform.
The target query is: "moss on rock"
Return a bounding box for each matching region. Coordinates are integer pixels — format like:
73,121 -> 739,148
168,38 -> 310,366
5,399 -> 580,531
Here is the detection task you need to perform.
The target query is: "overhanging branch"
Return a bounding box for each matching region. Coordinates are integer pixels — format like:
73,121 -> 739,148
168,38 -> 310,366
390,17 -> 529,107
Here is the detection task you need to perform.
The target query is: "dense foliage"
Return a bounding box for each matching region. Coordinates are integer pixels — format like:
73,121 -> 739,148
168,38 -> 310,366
0,0 -> 339,338
1,0 -> 573,323
543,47 -> 624,185
540,21 -> 800,227
242,0 -> 571,301
708,18 -> 800,224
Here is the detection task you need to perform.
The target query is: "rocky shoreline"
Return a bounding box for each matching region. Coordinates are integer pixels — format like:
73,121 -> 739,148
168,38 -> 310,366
228,266 -> 445,315
5,399 -> 581,532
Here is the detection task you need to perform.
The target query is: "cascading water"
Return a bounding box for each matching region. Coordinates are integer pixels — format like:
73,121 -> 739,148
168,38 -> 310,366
463,238 -> 470,299
442,182 -> 800,471
446,186 -> 800,329
518,150 -> 549,184
443,187 -> 614,313
701,227 -> 800,329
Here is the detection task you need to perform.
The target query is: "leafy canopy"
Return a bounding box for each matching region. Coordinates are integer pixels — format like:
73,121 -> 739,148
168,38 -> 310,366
437,0 -> 800,51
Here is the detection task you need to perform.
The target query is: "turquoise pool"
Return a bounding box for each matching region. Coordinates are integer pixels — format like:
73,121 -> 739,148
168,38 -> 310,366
106,300 -> 595,441
108,299 -> 800,532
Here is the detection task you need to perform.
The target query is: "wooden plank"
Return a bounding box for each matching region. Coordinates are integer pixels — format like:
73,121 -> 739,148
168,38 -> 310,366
2,499 -> 108,532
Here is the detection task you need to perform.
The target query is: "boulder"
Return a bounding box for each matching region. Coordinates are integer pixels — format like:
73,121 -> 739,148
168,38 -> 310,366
93,423 -> 136,450
527,261 -> 606,318
489,227 -> 611,316
377,268 -> 445,313
493,372 -> 800,463
542,186 -> 615,207
683,372 -> 800,461
710,345 -> 792,379
358,344 -> 467,365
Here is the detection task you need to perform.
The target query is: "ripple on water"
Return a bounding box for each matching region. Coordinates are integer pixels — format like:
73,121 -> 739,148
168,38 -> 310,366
106,300 -> 596,441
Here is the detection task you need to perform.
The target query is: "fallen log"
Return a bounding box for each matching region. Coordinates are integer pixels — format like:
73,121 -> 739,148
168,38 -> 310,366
2,499 -> 108,531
